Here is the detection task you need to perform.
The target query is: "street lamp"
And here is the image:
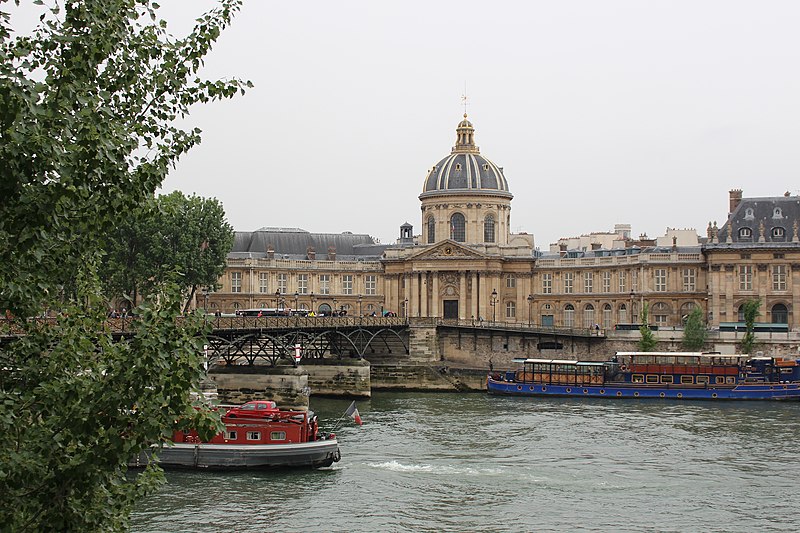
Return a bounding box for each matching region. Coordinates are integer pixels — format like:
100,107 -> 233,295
275,289 -> 281,310
527,294 -> 534,327
403,298 -> 408,318
358,294 -> 363,317
294,291 -> 299,312
490,288 -> 498,323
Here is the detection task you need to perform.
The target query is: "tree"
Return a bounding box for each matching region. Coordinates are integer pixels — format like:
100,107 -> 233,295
740,298 -> 762,354
100,191 -> 234,312
638,303 -> 658,352
682,306 -> 707,351
0,1 -> 249,529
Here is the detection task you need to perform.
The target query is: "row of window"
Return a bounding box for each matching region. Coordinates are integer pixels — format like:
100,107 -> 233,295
230,272 -> 378,295
737,265 -> 787,291
427,213 -> 496,244
631,374 -> 737,385
225,430 -> 286,441
543,269 -> 694,294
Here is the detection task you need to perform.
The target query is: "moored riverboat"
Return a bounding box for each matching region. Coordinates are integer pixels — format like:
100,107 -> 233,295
487,352 -> 800,400
131,403 -> 340,470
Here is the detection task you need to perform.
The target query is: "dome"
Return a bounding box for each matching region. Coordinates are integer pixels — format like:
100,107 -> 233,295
420,114 -> 511,199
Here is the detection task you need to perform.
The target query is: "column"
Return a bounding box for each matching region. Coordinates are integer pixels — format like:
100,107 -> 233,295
459,271 -> 467,320
420,272 -> 429,317
431,273 -> 440,318
403,273 -> 411,318
478,272 -> 488,321
471,271 -> 479,320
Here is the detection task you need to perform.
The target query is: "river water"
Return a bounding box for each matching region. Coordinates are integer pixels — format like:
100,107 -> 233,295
131,393 -> 800,532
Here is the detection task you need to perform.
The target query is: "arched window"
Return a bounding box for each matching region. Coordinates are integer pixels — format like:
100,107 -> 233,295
583,304 -> 595,328
619,303 -> 628,324
680,302 -> 696,323
652,302 -> 670,326
602,304 -> 612,329
772,227 -> 785,240
772,303 -> 788,324
427,215 -> 436,244
505,301 -> 516,319
773,207 -> 783,219
484,214 -> 495,243
739,227 -> 752,239
450,213 -> 466,242
744,208 -> 754,220
564,304 -> 575,328
737,304 -> 745,322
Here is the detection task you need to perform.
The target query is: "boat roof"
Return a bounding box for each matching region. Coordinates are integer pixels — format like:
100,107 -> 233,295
512,358 -> 605,366
616,352 -> 746,359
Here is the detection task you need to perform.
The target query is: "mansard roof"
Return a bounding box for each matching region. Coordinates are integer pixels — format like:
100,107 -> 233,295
717,194 -> 800,245
229,228 -> 387,260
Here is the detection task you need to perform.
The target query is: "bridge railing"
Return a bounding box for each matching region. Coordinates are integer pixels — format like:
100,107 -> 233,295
435,318 -> 606,337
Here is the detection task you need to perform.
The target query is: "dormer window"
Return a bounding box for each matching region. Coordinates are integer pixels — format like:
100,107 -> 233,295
483,164 -> 489,171
773,207 -> 783,219
744,208 -> 754,220
773,227 -> 785,239
739,227 -> 752,239
455,163 -> 461,171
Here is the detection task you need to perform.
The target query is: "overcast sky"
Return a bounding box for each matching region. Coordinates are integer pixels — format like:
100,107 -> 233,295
16,1 -> 800,247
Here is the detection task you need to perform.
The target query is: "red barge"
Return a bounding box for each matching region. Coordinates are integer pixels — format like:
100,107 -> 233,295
132,401 -> 340,470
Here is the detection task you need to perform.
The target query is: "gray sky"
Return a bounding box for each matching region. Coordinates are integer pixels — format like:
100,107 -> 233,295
17,1 -> 800,247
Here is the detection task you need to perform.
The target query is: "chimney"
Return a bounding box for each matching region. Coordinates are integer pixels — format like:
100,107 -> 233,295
559,243 -> 567,257
266,244 -> 274,259
306,247 -> 315,260
327,246 -> 336,261
729,189 -> 743,214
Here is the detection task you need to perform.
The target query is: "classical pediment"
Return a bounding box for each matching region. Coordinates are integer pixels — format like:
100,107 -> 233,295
408,240 -> 488,261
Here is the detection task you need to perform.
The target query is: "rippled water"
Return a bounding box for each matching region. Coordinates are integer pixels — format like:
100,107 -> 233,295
131,393 -> 800,532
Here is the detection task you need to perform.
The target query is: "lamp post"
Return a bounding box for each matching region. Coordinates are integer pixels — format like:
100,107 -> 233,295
490,288 -> 498,323
358,294 -> 363,317
527,294 -> 534,327
202,287 -> 209,326
403,298 -> 408,318
275,290 -> 281,310
332,298 -> 337,317
294,291 -> 299,312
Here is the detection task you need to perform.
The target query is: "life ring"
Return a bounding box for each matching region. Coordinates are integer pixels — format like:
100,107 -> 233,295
620,364 -> 628,372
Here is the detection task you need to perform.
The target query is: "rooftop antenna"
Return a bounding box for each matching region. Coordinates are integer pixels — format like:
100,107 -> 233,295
461,83 -> 469,116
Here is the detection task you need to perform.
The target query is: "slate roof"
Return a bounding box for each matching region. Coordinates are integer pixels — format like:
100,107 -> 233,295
229,228 -> 388,260
715,194 -> 800,245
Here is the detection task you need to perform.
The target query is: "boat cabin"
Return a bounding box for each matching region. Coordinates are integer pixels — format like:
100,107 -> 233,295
508,358 -> 607,386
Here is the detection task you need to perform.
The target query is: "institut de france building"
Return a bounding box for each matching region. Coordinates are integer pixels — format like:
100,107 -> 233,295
207,115 -> 800,331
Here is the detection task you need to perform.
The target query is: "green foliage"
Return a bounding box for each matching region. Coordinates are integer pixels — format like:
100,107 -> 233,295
740,298 -> 762,354
0,1 -> 247,529
637,303 -> 658,352
682,306 -> 707,351
100,191 -> 234,311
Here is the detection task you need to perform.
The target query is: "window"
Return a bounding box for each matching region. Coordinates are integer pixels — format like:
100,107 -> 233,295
246,431 -> 261,441
631,270 -> 639,292
583,304 -> 595,328
365,275 -> 377,295
632,374 -> 644,383
342,275 -> 353,295
646,375 -> 659,384
427,216 -> 435,243
739,227 -> 752,239
602,304 -> 612,329
618,271 -> 627,293
231,272 -> 242,293
744,208 -> 754,220
619,304 -> 628,324
716,376 -> 725,384
602,272 -> 611,293
773,265 -> 786,291
563,304 -> 575,327
773,207 -> 783,219
226,431 -> 237,440
319,274 -> 330,295
542,273 -> 552,294
653,302 -> 669,326
737,305 -> 745,322
654,269 -> 667,292
277,273 -> 287,294
772,227 -> 785,239
484,214 -> 496,243
298,274 -> 308,295
584,272 -> 593,293
661,375 -> 674,384
681,376 -> 694,384
259,272 -> 269,293
682,268 -> 696,292
506,275 -> 516,288
505,301 -> 516,319
739,265 -> 752,291
564,272 -> 574,294
270,431 -> 287,441
455,163 -> 461,171
450,213 -> 466,242
696,376 -> 709,385
772,303 -> 788,324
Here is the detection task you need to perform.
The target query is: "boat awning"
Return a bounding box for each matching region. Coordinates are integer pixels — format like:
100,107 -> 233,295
512,358 -> 604,366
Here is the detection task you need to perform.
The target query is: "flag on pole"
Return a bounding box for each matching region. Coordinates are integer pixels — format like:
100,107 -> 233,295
344,401 -> 362,425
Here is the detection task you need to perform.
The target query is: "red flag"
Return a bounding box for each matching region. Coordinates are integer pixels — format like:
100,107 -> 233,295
344,401 -> 362,426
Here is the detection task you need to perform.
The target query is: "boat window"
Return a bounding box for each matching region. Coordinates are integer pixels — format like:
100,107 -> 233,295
632,374 -> 644,383
715,376 -> 725,384
646,375 -> 659,384
696,376 -> 709,384
270,431 -> 287,441
726,376 -> 736,384
680,376 -> 693,384
247,431 -> 261,441
226,431 -> 237,440
661,375 -> 674,384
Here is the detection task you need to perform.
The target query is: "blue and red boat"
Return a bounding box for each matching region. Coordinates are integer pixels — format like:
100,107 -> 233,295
487,352 -> 800,400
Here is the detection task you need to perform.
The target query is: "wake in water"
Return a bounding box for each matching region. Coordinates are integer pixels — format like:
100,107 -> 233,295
367,460 -> 505,476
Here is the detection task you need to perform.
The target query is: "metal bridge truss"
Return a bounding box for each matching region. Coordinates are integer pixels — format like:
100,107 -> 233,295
206,326 -> 409,367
